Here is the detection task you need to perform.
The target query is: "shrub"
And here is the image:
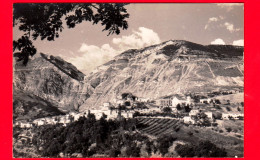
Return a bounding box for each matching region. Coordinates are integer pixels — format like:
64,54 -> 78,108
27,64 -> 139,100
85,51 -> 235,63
235,134 -> 242,138
226,106 -> 231,111
157,135 -> 177,156
175,144 -> 195,157
212,123 -> 218,127
176,140 -> 227,157
163,107 -> 172,113
225,127 -> 232,132
187,131 -> 193,136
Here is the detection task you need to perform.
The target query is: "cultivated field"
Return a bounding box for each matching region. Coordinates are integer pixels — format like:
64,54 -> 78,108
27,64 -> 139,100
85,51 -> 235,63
136,118 -> 181,137
136,117 -> 243,157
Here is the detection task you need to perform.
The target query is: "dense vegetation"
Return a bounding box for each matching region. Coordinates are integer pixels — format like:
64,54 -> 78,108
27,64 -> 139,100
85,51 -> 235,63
29,114 -> 165,157
14,114 -> 230,158
175,140 -> 227,157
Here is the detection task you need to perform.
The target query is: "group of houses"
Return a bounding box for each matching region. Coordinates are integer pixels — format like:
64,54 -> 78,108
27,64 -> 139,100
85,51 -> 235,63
14,92 -> 244,128
156,94 -> 192,109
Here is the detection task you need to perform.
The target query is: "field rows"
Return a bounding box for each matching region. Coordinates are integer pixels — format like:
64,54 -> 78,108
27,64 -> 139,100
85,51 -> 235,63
136,118 -> 181,137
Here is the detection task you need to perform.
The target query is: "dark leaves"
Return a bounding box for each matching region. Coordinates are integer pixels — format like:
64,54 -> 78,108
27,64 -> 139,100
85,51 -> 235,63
13,3 -> 130,65
13,36 -> 37,65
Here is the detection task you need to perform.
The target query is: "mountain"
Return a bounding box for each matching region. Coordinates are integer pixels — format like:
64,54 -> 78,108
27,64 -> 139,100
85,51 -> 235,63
13,89 -> 66,122
13,53 -> 94,112
13,40 -> 244,113
79,40 -> 243,111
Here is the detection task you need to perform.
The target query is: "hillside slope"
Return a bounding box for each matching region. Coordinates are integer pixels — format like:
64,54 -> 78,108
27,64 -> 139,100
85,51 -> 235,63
13,53 -> 94,112
79,40 -> 243,111
13,40 -> 243,113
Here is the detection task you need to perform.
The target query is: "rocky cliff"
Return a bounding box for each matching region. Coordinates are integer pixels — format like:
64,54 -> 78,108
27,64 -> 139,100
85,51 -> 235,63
13,40 -> 244,113
79,40 -> 243,111
13,53 -> 94,112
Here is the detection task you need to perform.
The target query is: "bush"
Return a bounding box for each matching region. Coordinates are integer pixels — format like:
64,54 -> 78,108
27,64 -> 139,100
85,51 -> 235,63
157,135 -> 177,156
176,140 -> 227,157
163,107 -> 172,113
215,99 -> 221,104
175,144 -> 195,157
226,106 -> 231,111
235,134 -> 242,138
187,131 -> 193,136
212,123 -> 218,127
225,127 -> 232,132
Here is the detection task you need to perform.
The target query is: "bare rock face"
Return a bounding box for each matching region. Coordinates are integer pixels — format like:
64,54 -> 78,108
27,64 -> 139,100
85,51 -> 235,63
13,40 -> 244,113
79,40 -> 244,111
13,53 -> 94,112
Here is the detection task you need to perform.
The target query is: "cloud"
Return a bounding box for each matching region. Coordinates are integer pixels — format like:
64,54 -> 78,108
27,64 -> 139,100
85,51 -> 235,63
204,16 -> 224,30
224,22 -> 240,32
68,27 -> 161,74
232,39 -> 244,46
217,3 -> 243,11
209,17 -> 218,22
211,38 -> 225,45
112,27 -> 161,51
69,43 -> 119,74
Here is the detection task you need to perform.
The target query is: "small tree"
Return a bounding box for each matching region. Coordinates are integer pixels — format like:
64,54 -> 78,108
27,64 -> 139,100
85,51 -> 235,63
163,107 -> 172,113
184,104 -> 191,112
176,104 -> 182,111
215,99 -> 221,104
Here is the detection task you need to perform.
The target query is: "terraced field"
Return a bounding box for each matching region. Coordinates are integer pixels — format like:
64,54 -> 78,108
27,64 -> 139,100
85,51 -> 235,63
136,118 -> 181,137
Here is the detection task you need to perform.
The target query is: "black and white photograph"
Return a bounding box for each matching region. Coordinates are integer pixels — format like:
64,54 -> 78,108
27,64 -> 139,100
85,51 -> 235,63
12,3 -> 244,158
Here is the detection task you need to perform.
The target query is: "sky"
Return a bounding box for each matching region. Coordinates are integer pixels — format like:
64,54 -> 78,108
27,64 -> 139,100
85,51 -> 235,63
13,3 -> 244,74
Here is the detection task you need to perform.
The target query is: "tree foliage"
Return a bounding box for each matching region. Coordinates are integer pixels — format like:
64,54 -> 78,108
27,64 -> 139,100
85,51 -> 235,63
13,3 -> 129,65
157,135 -> 177,156
31,115 -> 148,157
162,107 -> 172,113
175,140 -> 227,157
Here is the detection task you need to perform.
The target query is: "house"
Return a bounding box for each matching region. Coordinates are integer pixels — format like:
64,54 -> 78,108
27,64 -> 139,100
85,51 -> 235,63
116,99 -> 124,106
183,116 -> 195,124
103,102 -> 111,108
159,98 -> 172,107
222,113 -> 244,120
33,119 -> 45,126
204,112 -> 213,119
200,98 -> 211,104
20,122 -> 32,128
189,109 -> 199,116
138,97 -> 149,102
158,94 -> 192,108
121,111 -> 134,119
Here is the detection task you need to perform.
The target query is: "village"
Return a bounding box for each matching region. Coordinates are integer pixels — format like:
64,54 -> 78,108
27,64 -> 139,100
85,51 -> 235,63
14,91 -> 244,129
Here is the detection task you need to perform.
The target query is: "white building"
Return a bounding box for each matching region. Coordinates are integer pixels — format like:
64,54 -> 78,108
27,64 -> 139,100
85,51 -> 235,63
200,98 -> 211,103
222,113 -> 244,120
19,122 -> 32,128
158,94 -> 192,108
103,102 -> 111,108
33,119 -> 45,126
183,116 -> 195,124
189,109 -> 199,116
204,112 -> 213,119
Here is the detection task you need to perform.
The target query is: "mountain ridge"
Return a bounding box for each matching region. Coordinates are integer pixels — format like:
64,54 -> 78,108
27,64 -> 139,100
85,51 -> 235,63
13,39 -> 244,113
